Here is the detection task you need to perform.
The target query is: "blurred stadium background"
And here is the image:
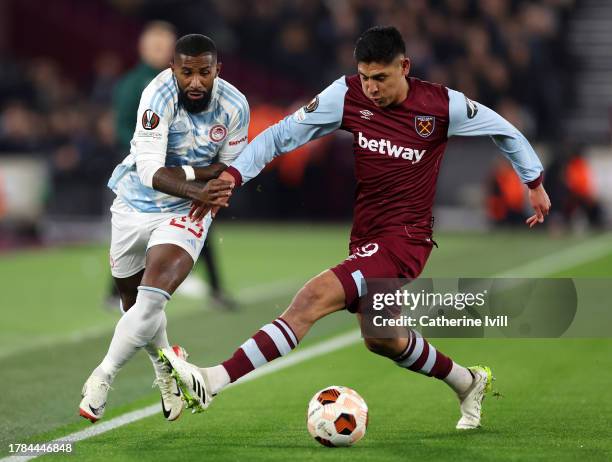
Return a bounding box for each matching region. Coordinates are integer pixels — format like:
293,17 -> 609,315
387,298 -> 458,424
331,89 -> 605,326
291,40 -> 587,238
1,1 -> 611,460
0,0 -> 611,243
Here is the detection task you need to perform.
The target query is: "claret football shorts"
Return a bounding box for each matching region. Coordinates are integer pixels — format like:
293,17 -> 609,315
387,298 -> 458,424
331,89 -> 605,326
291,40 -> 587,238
330,235 -> 433,312
109,198 -> 212,278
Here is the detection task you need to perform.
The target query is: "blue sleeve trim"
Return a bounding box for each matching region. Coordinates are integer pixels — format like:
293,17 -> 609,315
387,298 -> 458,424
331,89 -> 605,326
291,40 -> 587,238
447,88 -> 544,184
230,77 -> 347,184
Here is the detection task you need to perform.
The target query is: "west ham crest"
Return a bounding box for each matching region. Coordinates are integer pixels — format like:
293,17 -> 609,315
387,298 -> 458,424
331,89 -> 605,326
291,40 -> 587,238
415,115 -> 435,138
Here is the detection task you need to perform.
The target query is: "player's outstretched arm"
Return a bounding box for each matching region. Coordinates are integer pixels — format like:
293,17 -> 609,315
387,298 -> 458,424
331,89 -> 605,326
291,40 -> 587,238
189,77 -> 347,221
228,78 -> 347,186
189,117 -> 338,221
447,88 -> 550,227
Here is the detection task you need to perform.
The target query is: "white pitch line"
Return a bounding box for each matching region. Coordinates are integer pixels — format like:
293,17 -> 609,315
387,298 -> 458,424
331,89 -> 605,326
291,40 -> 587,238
495,232 -> 612,278
0,330 -> 361,462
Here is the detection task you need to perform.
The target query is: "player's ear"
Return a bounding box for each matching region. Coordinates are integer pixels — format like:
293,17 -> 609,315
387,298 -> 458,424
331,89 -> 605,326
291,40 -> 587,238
401,57 -> 410,77
215,62 -> 222,77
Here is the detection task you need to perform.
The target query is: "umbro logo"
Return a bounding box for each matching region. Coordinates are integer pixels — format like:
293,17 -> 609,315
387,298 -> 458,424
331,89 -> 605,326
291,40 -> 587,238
360,110 -> 374,120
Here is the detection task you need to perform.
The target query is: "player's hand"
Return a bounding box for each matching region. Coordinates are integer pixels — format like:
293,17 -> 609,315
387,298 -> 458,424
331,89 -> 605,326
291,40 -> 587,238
189,179 -> 233,221
197,162 -> 227,180
190,174 -> 235,221
216,170 -> 237,184
526,184 -> 551,228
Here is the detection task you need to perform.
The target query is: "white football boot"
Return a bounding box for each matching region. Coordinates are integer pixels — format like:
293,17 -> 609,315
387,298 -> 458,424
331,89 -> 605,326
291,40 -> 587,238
456,365 -> 493,430
79,374 -> 111,423
154,345 -> 188,421
159,347 -> 213,413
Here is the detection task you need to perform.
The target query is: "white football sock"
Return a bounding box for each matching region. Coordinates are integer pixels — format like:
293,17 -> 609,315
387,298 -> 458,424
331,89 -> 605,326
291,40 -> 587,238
116,297 -> 171,378
97,286 -> 170,381
202,365 -> 231,395
144,311 -> 171,378
443,362 -> 474,396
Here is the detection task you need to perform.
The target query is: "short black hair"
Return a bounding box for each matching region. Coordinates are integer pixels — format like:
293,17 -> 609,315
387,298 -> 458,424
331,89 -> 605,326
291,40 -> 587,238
175,34 -> 217,57
354,26 -> 406,64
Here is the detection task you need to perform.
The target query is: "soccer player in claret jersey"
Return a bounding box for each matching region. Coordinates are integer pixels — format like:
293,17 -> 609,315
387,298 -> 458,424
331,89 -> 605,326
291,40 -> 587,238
161,26 -> 551,429
78,34 -> 249,423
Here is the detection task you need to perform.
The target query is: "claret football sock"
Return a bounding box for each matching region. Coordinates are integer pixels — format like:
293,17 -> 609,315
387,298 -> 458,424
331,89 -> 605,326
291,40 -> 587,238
393,329 -> 472,394
97,286 -> 170,381
219,317 -> 299,385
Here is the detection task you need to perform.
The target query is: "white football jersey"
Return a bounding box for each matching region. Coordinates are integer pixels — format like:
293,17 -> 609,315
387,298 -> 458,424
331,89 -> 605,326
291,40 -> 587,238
108,69 -> 249,213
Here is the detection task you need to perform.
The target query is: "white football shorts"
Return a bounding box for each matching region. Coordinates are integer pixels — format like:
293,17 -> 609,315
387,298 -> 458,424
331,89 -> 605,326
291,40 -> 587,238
109,198 -> 212,278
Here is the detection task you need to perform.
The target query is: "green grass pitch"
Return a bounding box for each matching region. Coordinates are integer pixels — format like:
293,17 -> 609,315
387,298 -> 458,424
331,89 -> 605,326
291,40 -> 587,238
0,225 -> 611,461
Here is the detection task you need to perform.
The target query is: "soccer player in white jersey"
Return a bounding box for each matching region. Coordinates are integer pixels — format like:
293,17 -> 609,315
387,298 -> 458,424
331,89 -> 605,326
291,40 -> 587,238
78,34 -> 249,423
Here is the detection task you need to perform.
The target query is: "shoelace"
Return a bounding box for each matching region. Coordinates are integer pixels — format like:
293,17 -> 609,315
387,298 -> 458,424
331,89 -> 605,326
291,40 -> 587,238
84,380 -> 112,407
92,380 -> 113,392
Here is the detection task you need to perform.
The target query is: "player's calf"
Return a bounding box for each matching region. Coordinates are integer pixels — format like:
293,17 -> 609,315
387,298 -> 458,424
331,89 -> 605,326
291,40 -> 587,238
392,330 -> 455,379
362,336 -> 406,358
217,316 -> 299,391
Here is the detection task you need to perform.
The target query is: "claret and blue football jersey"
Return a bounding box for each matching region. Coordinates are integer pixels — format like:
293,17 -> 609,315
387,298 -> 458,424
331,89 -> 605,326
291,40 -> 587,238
226,75 -> 543,242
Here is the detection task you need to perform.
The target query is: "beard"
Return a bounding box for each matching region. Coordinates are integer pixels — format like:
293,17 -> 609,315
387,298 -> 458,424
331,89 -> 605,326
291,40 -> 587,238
178,89 -> 212,113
